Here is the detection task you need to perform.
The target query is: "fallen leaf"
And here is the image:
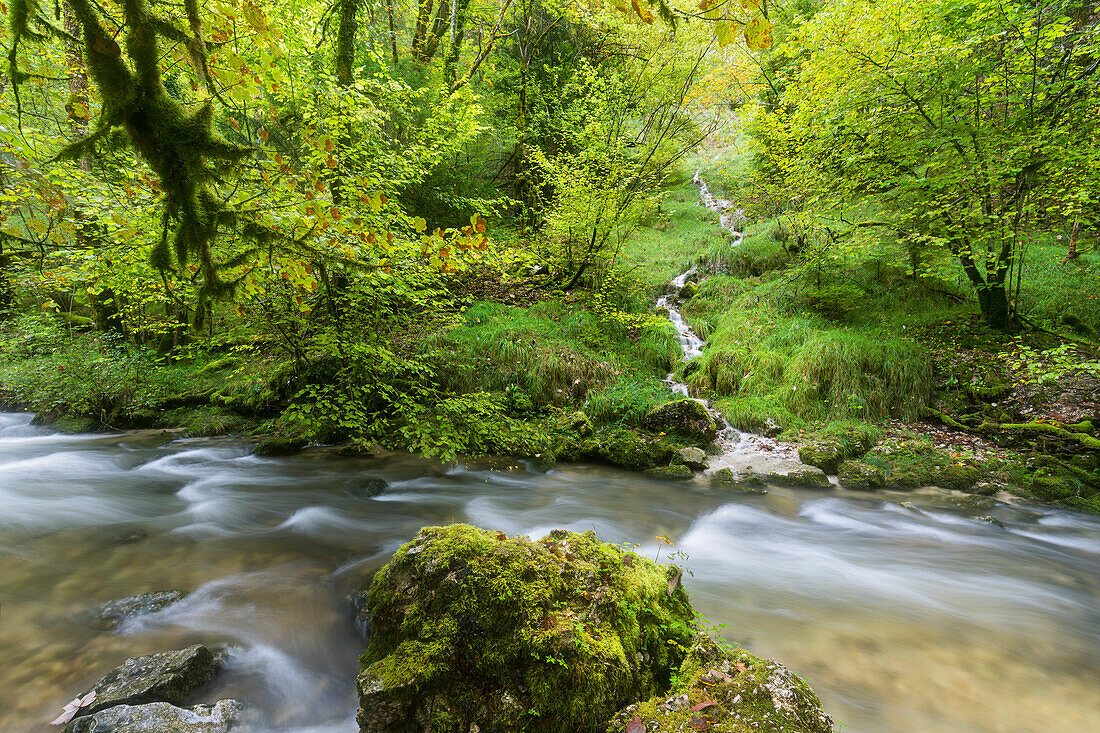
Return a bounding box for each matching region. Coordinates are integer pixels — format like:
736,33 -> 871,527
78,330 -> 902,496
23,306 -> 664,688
625,716 -> 646,733
688,715 -> 710,730
690,700 -> 718,712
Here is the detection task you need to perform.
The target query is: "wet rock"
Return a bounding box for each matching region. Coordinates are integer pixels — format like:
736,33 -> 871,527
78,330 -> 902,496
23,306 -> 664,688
838,460 -> 886,490
710,468 -> 768,494
976,515 -> 1005,528
762,418 -> 783,438
798,440 -> 845,474
719,457 -> 830,489
356,478 -> 388,498
608,635 -> 832,733
673,447 -> 707,470
71,644 -> 221,718
92,591 -> 189,631
642,400 -> 717,442
356,525 -> 696,733
254,437 -> 306,457
644,464 -> 694,480
678,281 -> 698,300
65,699 -> 243,733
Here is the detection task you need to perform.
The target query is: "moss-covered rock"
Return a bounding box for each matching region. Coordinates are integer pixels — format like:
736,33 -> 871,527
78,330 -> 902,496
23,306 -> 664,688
595,429 -> 675,470
566,411 -> 594,437
644,464 -> 694,480
934,463 -> 983,491
838,460 -> 886,490
798,440 -> 845,474
678,281 -> 698,300
608,635 -> 832,733
254,437 -> 306,457
642,400 -> 717,443
357,525 -> 697,733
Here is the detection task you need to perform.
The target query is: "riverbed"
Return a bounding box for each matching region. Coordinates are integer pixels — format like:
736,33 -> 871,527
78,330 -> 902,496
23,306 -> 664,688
1,412 -> 1098,732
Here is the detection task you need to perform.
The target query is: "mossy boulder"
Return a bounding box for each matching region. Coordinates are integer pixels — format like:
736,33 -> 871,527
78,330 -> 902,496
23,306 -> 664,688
642,400 -> 717,443
934,464 -> 983,491
608,635 -> 832,733
595,429 -> 675,470
798,440 -> 845,474
357,525 -> 696,733
837,460 -> 886,490
678,281 -> 698,300
644,464 -> 694,480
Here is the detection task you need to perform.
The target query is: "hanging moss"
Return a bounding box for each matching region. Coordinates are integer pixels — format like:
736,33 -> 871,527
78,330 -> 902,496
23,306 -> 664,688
15,0 -> 251,319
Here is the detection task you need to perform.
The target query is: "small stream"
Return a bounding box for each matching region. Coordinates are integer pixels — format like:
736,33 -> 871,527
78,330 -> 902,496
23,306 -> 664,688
1,412 -> 1099,732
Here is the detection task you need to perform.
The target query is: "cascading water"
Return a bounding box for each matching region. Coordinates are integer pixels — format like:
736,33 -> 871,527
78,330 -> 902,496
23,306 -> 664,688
653,174 -> 797,464
694,170 -> 745,244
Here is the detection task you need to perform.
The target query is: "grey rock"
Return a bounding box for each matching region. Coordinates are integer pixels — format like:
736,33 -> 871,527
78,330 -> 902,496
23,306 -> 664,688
718,456 -> 830,489
93,592 -> 188,631
73,645 -> 221,718
65,699 -> 243,733
673,447 -> 707,470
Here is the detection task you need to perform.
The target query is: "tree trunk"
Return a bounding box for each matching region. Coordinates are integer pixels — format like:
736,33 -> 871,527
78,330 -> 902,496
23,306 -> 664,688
335,0 -> 359,86
63,4 -> 90,170
387,2 -> 399,65
442,0 -> 473,85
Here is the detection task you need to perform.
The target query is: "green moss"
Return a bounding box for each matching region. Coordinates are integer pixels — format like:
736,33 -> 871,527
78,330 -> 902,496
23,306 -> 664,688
644,465 -> 694,480
934,464 -> 983,491
358,525 -> 697,733
798,440 -> 845,474
594,428 -> 676,470
254,437 -> 306,457
838,460 -> 886,489
608,635 -> 833,733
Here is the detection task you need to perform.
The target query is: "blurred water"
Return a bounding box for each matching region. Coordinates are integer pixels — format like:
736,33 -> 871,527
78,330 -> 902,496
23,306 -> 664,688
0,412 -> 1098,732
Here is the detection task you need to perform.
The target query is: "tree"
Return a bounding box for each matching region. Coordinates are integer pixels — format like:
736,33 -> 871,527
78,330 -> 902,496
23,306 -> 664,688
755,0 -> 1100,328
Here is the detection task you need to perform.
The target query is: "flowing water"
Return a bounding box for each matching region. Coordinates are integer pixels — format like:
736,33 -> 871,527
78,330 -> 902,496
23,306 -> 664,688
1,412 -> 1099,732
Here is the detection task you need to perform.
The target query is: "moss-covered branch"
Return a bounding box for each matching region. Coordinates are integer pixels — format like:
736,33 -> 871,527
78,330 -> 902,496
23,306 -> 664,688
927,408 -> 1100,449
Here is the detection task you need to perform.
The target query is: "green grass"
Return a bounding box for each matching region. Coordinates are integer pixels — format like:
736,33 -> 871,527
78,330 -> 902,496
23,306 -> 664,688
418,298 -> 681,425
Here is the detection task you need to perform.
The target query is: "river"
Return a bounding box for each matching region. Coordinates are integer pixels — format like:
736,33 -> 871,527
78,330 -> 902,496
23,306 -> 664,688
1,412 -> 1098,732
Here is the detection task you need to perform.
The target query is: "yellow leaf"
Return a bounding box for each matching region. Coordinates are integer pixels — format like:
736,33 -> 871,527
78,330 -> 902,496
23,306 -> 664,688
716,21 -> 743,47
413,217 -> 428,233
745,16 -> 773,50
